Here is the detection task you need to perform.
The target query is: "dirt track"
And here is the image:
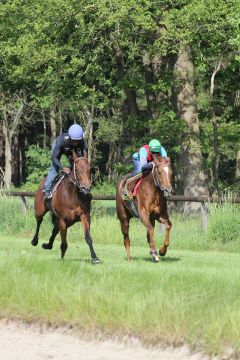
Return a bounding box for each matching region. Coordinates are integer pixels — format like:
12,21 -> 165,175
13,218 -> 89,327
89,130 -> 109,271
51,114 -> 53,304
0,319 -> 216,360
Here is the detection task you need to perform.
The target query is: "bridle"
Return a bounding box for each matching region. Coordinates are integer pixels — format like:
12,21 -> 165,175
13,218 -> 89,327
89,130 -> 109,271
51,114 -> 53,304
151,161 -> 172,197
67,157 -> 91,195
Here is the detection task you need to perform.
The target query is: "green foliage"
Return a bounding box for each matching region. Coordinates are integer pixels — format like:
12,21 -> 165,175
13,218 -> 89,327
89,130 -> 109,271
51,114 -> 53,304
95,117 -> 122,144
25,145 -> 51,185
114,161 -> 133,177
0,0 -> 239,191
25,145 -> 70,188
92,180 -> 116,195
207,203 -> 240,244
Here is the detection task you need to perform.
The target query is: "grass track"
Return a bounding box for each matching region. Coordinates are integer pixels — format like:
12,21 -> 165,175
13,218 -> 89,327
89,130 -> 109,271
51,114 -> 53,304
0,235 -> 240,357
1,195 -> 240,357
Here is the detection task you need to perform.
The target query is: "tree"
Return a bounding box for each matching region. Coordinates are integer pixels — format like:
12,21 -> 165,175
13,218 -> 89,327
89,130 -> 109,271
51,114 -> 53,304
1,94 -> 25,187
173,45 -> 206,214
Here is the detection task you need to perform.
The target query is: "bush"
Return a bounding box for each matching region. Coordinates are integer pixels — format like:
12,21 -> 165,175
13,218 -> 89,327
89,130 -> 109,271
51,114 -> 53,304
207,203 -> 240,244
92,179 -> 116,195
25,145 -> 51,186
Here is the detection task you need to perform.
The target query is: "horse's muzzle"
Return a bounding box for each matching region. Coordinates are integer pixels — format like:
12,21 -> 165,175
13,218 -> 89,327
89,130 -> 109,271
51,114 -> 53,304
163,188 -> 172,197
77,184 -> 91,195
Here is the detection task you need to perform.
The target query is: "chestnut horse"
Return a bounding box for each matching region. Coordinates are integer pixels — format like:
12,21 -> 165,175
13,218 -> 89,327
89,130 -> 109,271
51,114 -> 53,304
116,156 -> 172,262
31,150 -> 100,264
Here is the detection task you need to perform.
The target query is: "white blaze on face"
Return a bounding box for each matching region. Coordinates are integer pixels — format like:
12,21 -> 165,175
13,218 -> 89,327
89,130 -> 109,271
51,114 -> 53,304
163,166 -> 169,177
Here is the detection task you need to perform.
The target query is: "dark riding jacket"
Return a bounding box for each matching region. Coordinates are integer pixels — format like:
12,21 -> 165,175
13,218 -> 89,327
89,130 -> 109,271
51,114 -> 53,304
51,133 -> 88,172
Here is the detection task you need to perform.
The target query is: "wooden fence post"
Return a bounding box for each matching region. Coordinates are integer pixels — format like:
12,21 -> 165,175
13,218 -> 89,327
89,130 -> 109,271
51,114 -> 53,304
20,195 -> 28,213
200,202 -> 208,232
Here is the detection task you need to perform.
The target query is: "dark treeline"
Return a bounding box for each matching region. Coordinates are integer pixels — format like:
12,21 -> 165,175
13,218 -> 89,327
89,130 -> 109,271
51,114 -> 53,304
0,0 -> 239,213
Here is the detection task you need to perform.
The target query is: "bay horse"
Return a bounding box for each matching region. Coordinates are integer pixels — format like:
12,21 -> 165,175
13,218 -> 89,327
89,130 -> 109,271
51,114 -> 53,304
31,150 -> 100,264
116,155 -> 172,262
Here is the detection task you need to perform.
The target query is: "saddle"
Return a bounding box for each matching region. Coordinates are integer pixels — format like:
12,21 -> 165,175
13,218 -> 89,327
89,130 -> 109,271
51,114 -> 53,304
43,172 -> 67,213
51,172 -> 67,195
122,173 -> 143,199
42,172 -> 66,198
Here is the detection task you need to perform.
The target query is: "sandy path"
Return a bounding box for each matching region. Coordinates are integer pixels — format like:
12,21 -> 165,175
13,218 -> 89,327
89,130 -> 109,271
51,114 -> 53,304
0,319 -> 214,360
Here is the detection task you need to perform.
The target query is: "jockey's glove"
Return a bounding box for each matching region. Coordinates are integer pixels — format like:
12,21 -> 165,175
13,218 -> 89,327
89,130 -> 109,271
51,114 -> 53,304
141,162 -> 153,172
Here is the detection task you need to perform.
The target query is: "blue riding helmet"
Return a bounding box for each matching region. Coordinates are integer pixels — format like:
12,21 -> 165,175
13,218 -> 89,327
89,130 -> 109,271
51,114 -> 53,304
68,124 -> 83,140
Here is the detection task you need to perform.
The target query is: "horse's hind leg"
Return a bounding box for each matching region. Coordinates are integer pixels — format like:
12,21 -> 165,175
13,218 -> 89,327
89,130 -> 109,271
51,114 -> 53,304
159,217 -> 172,256
120,216 -> 131,261
31,189 -> 48,246
116,180 -> 132,261
42,218 -> 59,250
80,214 -> 100,264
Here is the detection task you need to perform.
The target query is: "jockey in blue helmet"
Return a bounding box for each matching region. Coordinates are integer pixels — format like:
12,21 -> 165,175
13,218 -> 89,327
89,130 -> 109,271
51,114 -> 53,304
44,124 -> 87,200
131,139 -> 167,176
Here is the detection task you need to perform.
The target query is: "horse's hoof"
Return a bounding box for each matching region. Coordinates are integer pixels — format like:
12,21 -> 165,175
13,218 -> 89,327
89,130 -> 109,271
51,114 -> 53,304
42,243 -> 52,250
150,250 -> 159,262
159,248 -> 167,257
152,255 -> 160,263
31,238 -> 38,246
92,257 -> 100,265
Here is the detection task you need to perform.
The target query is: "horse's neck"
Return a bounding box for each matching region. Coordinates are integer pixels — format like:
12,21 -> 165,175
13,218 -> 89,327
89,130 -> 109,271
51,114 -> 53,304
142,171 -> 163,199
142,171 -> 157,192
61,173 -> 77,196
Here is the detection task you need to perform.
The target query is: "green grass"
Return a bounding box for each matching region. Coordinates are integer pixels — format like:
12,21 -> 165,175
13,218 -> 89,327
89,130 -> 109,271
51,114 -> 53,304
1,195 -> 240,357
1,237 -> 240,357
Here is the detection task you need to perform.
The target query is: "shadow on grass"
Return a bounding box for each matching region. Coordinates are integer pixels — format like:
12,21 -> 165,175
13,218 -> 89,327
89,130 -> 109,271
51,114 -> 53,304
129,256 -> 181,263
54,257 -> 103,264
47,254 -> 180,264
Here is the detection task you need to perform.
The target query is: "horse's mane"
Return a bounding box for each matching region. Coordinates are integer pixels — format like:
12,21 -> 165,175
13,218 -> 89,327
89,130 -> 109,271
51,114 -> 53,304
152,154 -> 171,165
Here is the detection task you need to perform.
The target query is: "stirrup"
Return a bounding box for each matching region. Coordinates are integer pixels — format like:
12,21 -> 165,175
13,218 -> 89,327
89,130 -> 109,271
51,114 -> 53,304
44,191 -> 52,200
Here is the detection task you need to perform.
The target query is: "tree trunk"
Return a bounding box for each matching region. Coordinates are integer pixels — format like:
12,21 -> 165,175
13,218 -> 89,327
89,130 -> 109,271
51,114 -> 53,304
50,107 -> 57,142
143,52 -> 157,120
173,45 -> 207,215
19,140 -> 23,183
236,149 -> 240,178
112,39 -> 138,117
84,109 -> 94,162
12,135 -> 20,186
210,56 -> 223,195
0,137 -> 4,186
1,95 -> 25,188
59,107 -> 63,133
42,110 -> 47,148
3,121 -> 12,188
106,143 -> 121,182
125,88 -> 138,116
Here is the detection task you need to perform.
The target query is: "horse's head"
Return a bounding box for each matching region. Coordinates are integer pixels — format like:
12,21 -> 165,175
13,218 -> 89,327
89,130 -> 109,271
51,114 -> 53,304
152,155 -> 172,197
72,151 -> 91,195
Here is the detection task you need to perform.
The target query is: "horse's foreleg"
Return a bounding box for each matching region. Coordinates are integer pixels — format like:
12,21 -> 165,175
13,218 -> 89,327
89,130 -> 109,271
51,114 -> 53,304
59,218 -> 68,259
159,217 -> 172,256
31,215 -> 43,246
42,220 -> 59,250
80,214 -> 100,264
139,211 -> 159,262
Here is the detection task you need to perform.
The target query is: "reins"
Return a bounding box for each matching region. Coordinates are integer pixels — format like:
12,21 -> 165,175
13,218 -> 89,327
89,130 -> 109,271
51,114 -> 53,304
151,160 -> 172,196
67,157 -> 91,195
152,163 -> 164,191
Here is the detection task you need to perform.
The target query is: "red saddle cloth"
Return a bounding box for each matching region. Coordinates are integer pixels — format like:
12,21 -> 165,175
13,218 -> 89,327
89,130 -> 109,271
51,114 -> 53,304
132,178 -> 143,196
